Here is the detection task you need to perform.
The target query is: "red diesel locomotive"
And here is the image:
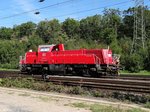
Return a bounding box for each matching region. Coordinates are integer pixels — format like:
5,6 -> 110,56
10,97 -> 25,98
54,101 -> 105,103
19,44 -> 120,77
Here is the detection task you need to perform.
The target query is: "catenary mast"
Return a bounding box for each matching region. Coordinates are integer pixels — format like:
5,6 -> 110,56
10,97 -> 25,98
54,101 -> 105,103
131,0 -> 145,53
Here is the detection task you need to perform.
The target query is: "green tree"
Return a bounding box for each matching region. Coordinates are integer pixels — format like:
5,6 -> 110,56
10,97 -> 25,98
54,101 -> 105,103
144,40 -> 150,71
13,21 -> 36,38
145,8 -> 150,39
0,40 -> 25,69
102,8 -> 121,37
122,53 -> 143,72
101,28 -> 116,45
80,15 -> 102,40
118,8 -> 134,39
62,18 -> 80,38
36,19 -> 61,43
0,27 -> 13,39
25,35 -> 44,51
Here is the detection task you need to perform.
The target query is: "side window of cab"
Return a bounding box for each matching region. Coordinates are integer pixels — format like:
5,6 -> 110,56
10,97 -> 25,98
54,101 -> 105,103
40,47 -> 50,52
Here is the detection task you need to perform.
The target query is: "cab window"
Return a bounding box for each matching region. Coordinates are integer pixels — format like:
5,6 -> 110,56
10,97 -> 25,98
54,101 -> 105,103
40,47 -> 50,52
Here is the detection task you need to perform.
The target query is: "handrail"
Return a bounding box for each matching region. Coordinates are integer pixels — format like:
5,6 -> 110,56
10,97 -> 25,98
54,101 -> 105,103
93,54 -> 100,64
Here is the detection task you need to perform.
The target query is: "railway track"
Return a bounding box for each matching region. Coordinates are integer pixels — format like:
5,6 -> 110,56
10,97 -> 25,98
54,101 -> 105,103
46,75 -> 150,94
0,70 -> 150,94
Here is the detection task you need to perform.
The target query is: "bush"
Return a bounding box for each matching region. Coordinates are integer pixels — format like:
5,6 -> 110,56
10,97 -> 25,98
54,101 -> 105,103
123,53 -> 143,72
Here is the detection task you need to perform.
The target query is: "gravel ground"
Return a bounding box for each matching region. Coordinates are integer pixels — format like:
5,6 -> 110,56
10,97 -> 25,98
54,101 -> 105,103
0,88 -> 89,112
0,87 -> 149,112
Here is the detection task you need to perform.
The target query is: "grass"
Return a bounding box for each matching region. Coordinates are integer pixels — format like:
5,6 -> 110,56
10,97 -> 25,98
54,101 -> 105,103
120,70 -> 150,75
71,102 -> 148,112
144,102 -> 150,109
38,96 -> 51,102
0,68 -> 19,71
71,102 -> 88,108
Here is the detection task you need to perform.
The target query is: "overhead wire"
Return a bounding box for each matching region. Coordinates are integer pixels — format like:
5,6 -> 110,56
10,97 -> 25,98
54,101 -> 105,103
23,0 -> 133,23
0,0 -> 86,12
0,0 -> 75,20
50,0 -> 133,19
72,7 -> 132,21
0,0 -> 132,20
0,0 -> 135,26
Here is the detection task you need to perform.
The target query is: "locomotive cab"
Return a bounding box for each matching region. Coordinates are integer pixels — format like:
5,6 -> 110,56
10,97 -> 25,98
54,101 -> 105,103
38,44 -> 64,52
37,44 -> 65,64
38,45 -> 55,52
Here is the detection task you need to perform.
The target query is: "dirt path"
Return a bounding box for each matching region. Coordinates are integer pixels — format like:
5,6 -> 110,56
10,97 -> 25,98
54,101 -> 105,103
0,87 -> 89,112
0,87 -> 149,112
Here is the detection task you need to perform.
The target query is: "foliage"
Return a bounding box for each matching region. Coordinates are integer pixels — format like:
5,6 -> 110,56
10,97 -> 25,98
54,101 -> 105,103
144,102 -> 150,109
0,78 -> 34,88
62,18 -> 80,38
0,40 -> 25,69
36,19 -> 61,43
144,40 -> 150,70
0,27 -> 13,39
80,15 -> 102,40
25,35 -> 44,51
123,53 -> 143,72
13,22 -> 36,38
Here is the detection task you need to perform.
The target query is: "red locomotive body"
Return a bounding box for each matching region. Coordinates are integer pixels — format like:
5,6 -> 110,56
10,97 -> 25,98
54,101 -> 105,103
20,44 -> 119,77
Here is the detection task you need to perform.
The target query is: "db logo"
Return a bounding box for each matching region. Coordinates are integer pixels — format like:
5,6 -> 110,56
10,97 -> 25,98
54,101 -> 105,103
42,53 -> 46,56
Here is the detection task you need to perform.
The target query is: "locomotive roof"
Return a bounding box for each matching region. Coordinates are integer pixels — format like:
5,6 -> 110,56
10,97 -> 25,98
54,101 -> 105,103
39,44 -> 55,48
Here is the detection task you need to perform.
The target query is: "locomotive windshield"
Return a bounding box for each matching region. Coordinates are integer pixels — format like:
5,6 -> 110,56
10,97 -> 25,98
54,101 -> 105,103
40,47 -> 50,52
